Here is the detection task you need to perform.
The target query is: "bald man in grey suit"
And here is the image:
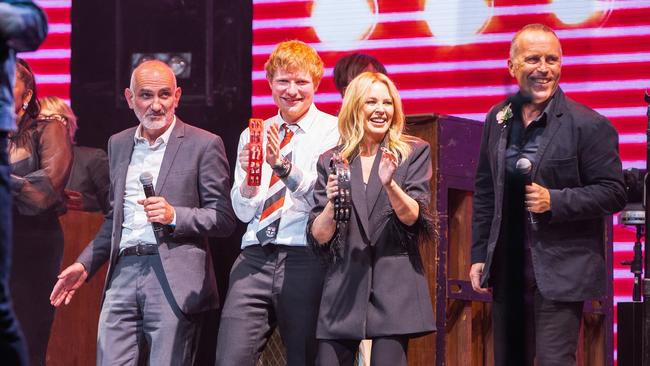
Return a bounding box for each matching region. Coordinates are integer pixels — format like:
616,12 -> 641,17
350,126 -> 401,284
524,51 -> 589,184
50,60 -> 236,365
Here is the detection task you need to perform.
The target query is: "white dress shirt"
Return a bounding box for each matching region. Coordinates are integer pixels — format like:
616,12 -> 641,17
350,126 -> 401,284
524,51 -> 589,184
231,104 -> 339,248
119,118 -> 176,249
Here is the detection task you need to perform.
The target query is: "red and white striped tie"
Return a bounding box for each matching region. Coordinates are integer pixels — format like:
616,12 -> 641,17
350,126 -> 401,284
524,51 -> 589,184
256,123 -> 294,245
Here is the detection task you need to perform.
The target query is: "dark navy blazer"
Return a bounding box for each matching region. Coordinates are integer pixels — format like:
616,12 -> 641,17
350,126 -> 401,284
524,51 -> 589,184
472,88 -> 626,302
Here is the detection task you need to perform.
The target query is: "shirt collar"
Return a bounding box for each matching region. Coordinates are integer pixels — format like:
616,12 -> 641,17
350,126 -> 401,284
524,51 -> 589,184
275,103 -> 319,134
134,115 -> 177,146
532,95 -> 554,125
514,92 -> 554,126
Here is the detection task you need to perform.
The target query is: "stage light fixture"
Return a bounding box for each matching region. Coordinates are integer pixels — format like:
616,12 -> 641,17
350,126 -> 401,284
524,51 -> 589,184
423,0 -> 493,46
130,52 -> 192,79
115,0 -> 214,107
311,0 -> 378,50
168,54 -> 190,78
550,0 -> 612,25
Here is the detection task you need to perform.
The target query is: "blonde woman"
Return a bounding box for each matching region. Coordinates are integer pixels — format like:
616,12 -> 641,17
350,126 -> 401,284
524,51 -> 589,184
39,96 -> 110,214
308,72 -> 435,366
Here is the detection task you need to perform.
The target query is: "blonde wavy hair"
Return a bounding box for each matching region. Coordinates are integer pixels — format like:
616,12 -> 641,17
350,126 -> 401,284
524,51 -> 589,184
338,72 -> 411,161
39,96 -> 78,144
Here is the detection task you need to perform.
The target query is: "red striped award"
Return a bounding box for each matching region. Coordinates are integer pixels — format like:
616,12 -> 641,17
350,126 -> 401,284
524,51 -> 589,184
247,118 -> 264,186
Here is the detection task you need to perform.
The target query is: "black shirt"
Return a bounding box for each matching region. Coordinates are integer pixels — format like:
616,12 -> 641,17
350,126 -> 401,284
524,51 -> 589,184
495,96 -> 552,295
504,100 -> 551,212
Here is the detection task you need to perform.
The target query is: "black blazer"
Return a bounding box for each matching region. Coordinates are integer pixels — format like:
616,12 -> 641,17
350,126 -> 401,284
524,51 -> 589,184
309,138 -> 435,339
471,88 -> 626,302
66,145 -> 110,214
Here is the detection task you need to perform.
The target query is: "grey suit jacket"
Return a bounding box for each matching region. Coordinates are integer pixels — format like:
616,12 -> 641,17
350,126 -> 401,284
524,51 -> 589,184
77,119 -> 236,314
309,138 -> 436,339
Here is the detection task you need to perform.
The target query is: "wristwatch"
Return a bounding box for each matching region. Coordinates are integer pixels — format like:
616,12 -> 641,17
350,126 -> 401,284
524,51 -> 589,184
272,156 -> 292,178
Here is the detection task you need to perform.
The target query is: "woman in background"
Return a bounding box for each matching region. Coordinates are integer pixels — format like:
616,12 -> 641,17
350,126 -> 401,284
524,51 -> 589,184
309,72 -> 435,366
10,58 -> 72,365
39,96 -> 109,214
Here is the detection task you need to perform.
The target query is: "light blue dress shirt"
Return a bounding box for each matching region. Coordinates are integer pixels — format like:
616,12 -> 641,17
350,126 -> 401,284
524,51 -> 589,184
119,118 -> 177,249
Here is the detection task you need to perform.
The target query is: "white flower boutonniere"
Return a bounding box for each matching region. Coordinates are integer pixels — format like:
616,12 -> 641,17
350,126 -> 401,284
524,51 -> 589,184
496,103 -> 513,126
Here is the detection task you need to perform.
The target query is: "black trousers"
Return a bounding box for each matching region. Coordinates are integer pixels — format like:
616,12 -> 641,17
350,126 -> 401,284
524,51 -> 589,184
11,212 -> 63,366
315,337 -> 409,366
492,242 -> 583,366
0,133 -> 27,366
215,244 -> 325,366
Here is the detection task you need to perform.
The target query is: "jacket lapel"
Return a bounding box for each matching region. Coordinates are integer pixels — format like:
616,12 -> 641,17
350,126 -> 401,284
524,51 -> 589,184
111,129 -> 135,260
350,155 -> 371,239
366,143 -> 385,218
155,120 -> 185,194
495,121 -> 510,196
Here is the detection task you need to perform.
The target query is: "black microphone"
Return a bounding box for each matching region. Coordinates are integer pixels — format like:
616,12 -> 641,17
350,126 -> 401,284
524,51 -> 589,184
139,172 -> 165,244
515,158 -> 539,231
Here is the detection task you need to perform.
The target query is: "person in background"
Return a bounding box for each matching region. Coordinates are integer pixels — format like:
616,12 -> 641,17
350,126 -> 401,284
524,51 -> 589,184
10,58 -> 72,366
39,96 -> 110,214
0,3 -> 48,365
333,53 -> 387,97
309,72 -> 435,366
216,40 -> 339,366
470,24 -> 626,365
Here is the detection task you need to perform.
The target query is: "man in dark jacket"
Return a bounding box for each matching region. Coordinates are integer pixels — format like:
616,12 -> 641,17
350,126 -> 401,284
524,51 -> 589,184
470,24 -> 626,365
0,1 -> 47,365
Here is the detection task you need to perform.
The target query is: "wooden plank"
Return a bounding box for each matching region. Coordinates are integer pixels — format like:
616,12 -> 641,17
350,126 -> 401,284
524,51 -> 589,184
445,300 -> 473,365
46,211 -> 106,366
407,116 -> 439,366
581,312 -> 606,366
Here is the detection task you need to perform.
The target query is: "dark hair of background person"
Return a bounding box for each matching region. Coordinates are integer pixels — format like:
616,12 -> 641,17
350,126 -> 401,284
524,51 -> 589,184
333,53 -> 387,96
15,58 -> 41,122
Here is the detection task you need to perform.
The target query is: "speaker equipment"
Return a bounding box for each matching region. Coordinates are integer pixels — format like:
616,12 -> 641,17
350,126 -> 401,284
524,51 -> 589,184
114,0 -> 214,106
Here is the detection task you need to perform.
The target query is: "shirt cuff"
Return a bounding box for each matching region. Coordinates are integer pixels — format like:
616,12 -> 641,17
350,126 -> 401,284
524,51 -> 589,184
281,164 -> 303,192
170,210 -> 177,227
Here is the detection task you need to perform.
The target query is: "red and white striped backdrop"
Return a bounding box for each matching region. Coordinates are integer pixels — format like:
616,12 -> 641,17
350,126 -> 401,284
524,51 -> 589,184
16,0 -> 650,362
21,0 -> 70,104
252,0 -> 650,361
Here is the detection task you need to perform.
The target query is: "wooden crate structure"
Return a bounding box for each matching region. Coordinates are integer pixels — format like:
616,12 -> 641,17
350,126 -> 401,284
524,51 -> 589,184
47,211 -> 107,366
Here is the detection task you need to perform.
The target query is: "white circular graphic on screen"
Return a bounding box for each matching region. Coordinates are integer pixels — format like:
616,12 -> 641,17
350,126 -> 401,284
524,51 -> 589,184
311,0 -> 378,50
423,0 -> 494,46
550,0 -> 612,25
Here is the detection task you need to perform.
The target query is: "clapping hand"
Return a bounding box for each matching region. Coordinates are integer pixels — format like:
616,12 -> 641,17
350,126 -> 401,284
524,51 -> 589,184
378,147 -> 398,186
266,124 -> 281,167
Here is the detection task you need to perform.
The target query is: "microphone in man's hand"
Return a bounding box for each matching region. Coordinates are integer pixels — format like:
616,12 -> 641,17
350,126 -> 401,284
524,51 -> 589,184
139,172 -> 165,244
515,158 -> 539,231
